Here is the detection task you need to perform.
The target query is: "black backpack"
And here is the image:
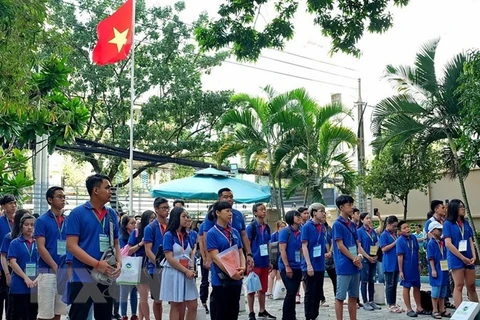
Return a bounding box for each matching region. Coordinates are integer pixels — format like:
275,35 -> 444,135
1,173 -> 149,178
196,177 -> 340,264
269,228 -> 291,265
249,220 -> 271,242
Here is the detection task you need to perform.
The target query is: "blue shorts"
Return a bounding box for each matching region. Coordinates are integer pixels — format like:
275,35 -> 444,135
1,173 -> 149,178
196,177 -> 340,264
400,279 -> 421,288
431,285 -> 448,299
336,274 -> 360,301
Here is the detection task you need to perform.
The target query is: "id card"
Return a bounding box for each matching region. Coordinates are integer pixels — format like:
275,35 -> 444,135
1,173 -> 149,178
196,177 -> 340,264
179,259 -> 189,268
440,260 -> 448,271
25,263 -> 37,277
295,250 -> 301,263
459,240 -> 468,252
313,245 -> 322,258
57,240 -> 66,255
99,234 -> 109,252
348,246 -> 357,257
260,244 -> 268,256
370,245 -> 378,256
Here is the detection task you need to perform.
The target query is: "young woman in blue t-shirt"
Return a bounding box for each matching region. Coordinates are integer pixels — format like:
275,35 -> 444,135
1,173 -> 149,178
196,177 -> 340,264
444,199 -> 479,308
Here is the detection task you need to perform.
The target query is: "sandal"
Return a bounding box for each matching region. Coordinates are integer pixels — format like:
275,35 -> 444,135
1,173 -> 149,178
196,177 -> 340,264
445,301 -> 456,309
417,309 -> 432,315
431,312 -> 442,319
407,310 -> 418,317
441,311 -> 452,317
389,305 -> 402,313
396,304 -> 405,312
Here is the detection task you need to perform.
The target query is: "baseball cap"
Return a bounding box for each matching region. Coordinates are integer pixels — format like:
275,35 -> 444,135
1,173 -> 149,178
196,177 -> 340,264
428,221 -> 443,233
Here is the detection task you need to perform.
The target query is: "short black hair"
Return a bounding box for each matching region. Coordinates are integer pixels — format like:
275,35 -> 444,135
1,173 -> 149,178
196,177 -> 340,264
430,200 -> 443,212
173,199 -> 185,207
153,197 -> 168,209
297,206 -> 308,213
86,174 -> 111,196
212,201 -> 233,220
353,207 -> 360,213
46,186 -> 64,203
397,220 -> 408,230
285,210 -> 300,225
335,195 -> 354,209
217,187 -> 232,198
359,212 -> 369,221
252,203 -> 265,215
0,194 -> 16,205
416,224 -> 422,228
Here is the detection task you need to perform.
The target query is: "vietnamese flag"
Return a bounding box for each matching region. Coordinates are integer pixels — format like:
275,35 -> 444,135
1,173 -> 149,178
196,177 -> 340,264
92,0 -> 134,65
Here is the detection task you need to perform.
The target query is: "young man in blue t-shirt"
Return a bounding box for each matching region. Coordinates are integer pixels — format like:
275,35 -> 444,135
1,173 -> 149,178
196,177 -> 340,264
0,194 -> 16,319
35,186 -> 68,320
66,174 -> 121,320
332,195 -> 366,320
397,220 -> 428,317
246,203 -> 275,320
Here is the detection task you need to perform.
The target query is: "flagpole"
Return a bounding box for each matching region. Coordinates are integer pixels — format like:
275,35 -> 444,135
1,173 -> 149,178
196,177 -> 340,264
129,0 -> 135,216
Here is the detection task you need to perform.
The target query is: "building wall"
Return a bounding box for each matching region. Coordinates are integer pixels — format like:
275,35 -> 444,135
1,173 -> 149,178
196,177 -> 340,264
372,168 -> 480,225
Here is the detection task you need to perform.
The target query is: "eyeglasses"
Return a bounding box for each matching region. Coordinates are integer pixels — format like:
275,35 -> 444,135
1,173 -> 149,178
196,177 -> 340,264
54,196 -> 66,199
159,206 -> 170,211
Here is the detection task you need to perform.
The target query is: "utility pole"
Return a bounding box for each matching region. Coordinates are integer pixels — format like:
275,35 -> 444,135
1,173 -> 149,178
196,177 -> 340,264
33,134 -> 49,215
356,78 -> 367,212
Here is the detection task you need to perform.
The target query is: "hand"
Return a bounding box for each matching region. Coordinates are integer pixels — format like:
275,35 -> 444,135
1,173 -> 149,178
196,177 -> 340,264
96,260 -> 115,275
461,256 -> 471,265
5,274 -> 11,286
247,255 -> 255,268
400,271 -> 405,280
307,266 -> 314,277
203,257 -> 212,270
368,256 -> 377,263
470,258 -> 476,265
184,269 -> 195,279
52,263 -> 58,274
110,262 -> 122,279
432,270 -> 437,278
231,268 -> 244,281
138,240 -> 144,247
24,278 -> 36,289
325,252 -> 332,259
269,263 -> 273,271
285,266 -> 293,278
353,259 -> 362,269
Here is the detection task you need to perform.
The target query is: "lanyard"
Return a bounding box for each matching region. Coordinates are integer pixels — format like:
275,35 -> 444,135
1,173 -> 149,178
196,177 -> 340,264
257,221 -> 265,243
92,209 -> 107,233
52,213 -> 65,240
177,232 -> 186,253
436,240 -> 445,259
406,237 -> 413,253
314,223 -> 323,245
289,226 -> 302,250
364,227 -> 376,244
23,241 -> 36,262
457,221 -> 465,239
158,222 -> 166,236
215,225 -> 232,246
390,232 -> 397,241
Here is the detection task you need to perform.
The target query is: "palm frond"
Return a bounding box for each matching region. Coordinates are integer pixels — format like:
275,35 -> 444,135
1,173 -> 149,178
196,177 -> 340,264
217,142 -> 247,164
440,52 -> 467,120
414,38 -> 440,95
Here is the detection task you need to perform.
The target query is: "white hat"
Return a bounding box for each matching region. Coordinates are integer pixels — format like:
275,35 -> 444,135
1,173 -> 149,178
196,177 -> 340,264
428,221 -> 443,233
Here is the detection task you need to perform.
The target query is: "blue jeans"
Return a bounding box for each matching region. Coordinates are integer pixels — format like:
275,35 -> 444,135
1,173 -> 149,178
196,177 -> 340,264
280,268 -> 302,320
361,259 -> 376,303
375,260 -> 385,283
120,284 -> 138,316
384,271 -> 399,306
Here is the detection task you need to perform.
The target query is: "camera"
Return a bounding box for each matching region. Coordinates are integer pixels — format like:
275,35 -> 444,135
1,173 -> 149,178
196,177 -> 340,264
374,208 -> 379,216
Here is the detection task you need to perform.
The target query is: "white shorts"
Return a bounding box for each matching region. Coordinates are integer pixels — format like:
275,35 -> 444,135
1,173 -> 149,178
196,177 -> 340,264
37,273 -> 67,318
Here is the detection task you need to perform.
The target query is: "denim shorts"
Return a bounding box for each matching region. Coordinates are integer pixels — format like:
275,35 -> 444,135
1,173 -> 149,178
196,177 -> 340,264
431,285 -> 448,299
336,273 -> 360,301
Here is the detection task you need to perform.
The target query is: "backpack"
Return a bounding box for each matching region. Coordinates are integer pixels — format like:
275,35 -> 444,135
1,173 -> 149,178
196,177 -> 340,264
249,220 -> 271,243
269,228 -> 291,265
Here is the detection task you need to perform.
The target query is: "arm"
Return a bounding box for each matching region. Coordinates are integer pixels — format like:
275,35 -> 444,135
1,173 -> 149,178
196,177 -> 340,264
36,237 -> 58,273
336,238 -> 357,261
209,249 -> 231,275
444,237 -> 470,264
375,214 -> 383,234
127,241 -> 144,256
279,242 -> 292,277
381,239 -> 397,252
359,240 -> 375,263
325,238 -> 333,259
0,253 -> 10,286
302,242 -> 314,276
198,234 -> 211,269
398,254 -> 404,279
165,251 -> 195,279
241,229 -> 254,266
144,242 -> 156,264
429,258 -> 437,278
66,236 -> 113,274
9,258 -> 35,288
470,238 -> 476,265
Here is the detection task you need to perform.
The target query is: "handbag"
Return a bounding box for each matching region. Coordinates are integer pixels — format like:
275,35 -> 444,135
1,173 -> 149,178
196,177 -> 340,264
116,256 -> 142,285
90,211 -> 117,285
120,229 -> 138,256
245,271 -> 262,294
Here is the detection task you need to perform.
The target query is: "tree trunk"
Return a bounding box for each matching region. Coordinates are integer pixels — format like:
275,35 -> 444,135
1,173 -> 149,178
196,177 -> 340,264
448,137 -> 480,260
278,175 -> 285,219
403,193 -> 409,221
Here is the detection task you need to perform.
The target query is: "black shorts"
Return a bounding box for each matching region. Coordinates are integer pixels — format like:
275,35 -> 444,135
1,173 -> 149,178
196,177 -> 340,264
148,271 -> 162,301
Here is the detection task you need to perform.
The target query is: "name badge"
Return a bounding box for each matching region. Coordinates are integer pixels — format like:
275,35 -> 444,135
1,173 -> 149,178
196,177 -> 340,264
370,245 -> 378,256
179,258 -> 189,268
459,240 -> 468,252
99,234 -> 109,252
313,245 -> 322,258
348,245 -> 357,257
260,244 -> 268,256
295,250 -> 301,263
57,240 -> 66,255
440,260 -> 448,271
25,263 -> 37,277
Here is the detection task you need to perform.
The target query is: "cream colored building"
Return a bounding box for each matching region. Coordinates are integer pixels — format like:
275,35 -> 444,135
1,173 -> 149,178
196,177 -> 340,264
372,168 -> 480,225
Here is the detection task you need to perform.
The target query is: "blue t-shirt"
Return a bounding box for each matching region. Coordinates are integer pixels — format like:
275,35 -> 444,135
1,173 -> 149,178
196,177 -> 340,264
357,226 -> 379,258
1,233 -> 11,255
443,220 -> 474,269
301,220 -> 326,272
424,216 -> 444,234
163,231 -> 189,253
65,202 -> 119,283
427,239 -> 448,286
8,236 -> 38,294
278,226 -> 302,271
379,230 -> 399,272
396,235 -> 420,282
246,220 -> 271,268
206,223 -> 243,286
0,216 -> 13,271
332,216 -> 359,275
127,229 -> 145,257
188,230 -> 198,248
200,208 -> 246,235
270,231 -> 279,243
143,219 -> 167,274
34,210 -> 67,273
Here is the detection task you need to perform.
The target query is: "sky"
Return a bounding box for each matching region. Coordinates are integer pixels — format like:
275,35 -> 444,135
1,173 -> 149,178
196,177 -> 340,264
155,0 -> 480,159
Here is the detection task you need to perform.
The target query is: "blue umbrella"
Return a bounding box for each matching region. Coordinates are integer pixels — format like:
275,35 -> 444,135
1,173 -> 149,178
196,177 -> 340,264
149,168 -> 271,203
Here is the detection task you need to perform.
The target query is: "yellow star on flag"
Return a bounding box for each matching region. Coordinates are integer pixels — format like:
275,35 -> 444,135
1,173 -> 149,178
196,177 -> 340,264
108,27 -> 130,52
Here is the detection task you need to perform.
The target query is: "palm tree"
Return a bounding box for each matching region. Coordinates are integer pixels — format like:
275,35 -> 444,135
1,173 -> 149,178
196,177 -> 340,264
371,38 -> 480,257
216,85 -> 290,217
273,88 -> 358,204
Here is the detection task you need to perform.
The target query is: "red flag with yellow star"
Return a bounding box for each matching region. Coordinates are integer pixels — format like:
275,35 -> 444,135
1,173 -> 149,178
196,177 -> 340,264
92,0 -> 133,65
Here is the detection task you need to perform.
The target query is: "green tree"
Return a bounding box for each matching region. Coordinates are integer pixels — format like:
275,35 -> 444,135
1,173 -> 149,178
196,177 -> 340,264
274,89 -> 357,204
362,143 -> 441,220
217,85 -> 291,217
195,0 -> 410,61
47,0 -> 235,185
370,38 -> 480,255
